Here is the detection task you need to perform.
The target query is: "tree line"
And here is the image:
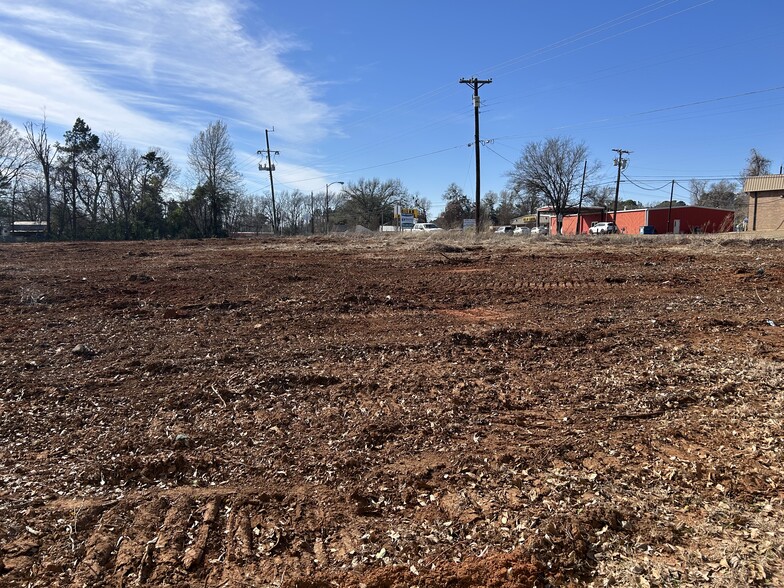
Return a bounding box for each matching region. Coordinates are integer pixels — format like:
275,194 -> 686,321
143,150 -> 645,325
0,116 -> 436,239
0,116 -> 774,239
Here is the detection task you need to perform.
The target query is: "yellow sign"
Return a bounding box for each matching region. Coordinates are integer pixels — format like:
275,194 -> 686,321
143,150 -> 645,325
395,207 -> 419,218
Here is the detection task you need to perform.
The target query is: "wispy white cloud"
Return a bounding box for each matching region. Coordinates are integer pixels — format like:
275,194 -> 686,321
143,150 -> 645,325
0,34 -> 188,149
0,0 -> 336,180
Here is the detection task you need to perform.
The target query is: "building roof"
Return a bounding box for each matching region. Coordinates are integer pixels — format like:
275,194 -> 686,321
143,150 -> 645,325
536,205 -> 606,214
743,175 -> 784,193
11,221 -> 47,233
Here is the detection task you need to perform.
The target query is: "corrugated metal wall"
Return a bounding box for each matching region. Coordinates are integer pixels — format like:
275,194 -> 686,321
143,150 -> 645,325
743,175 -> 784,193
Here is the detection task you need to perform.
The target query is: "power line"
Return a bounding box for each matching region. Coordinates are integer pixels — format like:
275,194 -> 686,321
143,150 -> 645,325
294,2 -> 718,181
490,85 -> 784,143
483,27 -> 779,110
276,144 -> 466,188
481,0 -> 681,78
322,0 -> 686,142
635,85 -> 784,117
483,144 -> 517,166
482,0 -> 716,80
622,173 -> 673,191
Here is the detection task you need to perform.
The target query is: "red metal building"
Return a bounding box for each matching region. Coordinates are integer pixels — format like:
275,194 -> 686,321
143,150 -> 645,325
551,205 -> 734,235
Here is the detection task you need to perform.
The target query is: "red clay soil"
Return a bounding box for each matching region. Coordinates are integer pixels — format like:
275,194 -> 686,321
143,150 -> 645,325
0,234 -> 782,587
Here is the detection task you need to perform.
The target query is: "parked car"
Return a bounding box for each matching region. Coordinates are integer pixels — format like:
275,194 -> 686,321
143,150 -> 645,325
530,225 -> 549,235
494,225 -> 514,234
513,226 -> 531,235
412,222 -> 442,232
588,221 -> 619,235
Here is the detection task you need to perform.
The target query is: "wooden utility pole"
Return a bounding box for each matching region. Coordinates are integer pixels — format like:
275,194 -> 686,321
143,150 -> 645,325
611,148 -> 631,225
576,160 -> 587,234
258,129 -> 279,234
460,77 -> 492,232
667,180 -> 675,233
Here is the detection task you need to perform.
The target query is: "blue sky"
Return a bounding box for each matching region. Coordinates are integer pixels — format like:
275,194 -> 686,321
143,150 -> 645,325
1,0 -> 782,216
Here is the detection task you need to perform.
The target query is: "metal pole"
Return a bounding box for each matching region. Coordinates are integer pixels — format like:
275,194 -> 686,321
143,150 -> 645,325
325,183 -> 330,233
324,181 -> 343,233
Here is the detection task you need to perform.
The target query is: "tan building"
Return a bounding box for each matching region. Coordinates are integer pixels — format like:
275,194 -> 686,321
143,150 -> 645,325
744,175 -> 784,231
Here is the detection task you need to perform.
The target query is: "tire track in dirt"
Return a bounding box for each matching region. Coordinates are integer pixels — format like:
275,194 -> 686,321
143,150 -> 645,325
443,270 -> 606,292
62,490 -> 303,587
68,493 -> 238,586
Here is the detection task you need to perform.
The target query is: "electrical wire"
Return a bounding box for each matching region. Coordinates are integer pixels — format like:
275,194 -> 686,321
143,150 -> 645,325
325,0 -> 688,138
483,144 -> 518,166
282,143 -> 466,186
635,86 -> 784,117
480,0 -> 682,78
483,26 -> 780,111
296,1 -> 720,179
241,0 -> 767,203
481,0 -> 716,80
622,173 -> 673,191
489,85 -> 784,143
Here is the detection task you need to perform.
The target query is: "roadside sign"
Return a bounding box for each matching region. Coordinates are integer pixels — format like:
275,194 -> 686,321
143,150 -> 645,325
394,206 -> 418,219
463,218 -> 476,230
401,213 -> 415,229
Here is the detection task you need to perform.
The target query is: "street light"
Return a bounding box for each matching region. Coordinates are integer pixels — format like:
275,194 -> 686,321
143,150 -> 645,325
325,181 -> 344,233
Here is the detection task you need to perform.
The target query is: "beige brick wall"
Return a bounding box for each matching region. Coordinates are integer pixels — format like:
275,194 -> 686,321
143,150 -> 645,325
748,190 -> 784,231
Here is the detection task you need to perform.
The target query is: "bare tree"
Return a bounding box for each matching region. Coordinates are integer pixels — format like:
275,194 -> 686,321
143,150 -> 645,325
696,180 -> 738,209
688,179 -> 709,205
506,137 -> 599,233
338,178 -> 409,230
741,148 -> 771,179
107,144 -> 145,240
24,117 -> 59,238
414,195 -> 432,222
436,183 -> 471,229
79,140 -> 113,237
0,119 -> 33,229
583,185 -> 614,209
14,180 -> 46,223
276,190 -> 308,235
481,190 -> 498,225
188,120 -> 241,237
496,189 -> 520,224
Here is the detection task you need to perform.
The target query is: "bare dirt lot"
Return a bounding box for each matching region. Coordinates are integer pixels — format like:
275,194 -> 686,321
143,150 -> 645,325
1,233 -> 782,587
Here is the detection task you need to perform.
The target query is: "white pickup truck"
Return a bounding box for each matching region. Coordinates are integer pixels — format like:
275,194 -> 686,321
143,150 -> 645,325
412,223 -> 442,232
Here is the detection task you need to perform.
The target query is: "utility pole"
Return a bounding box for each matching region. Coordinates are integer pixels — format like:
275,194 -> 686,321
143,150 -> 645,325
611,148 -> 631,226
460,77 -> 492,233
258,129 -> 279,234
576,160 -> 587,235
667,179 -> 675,233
